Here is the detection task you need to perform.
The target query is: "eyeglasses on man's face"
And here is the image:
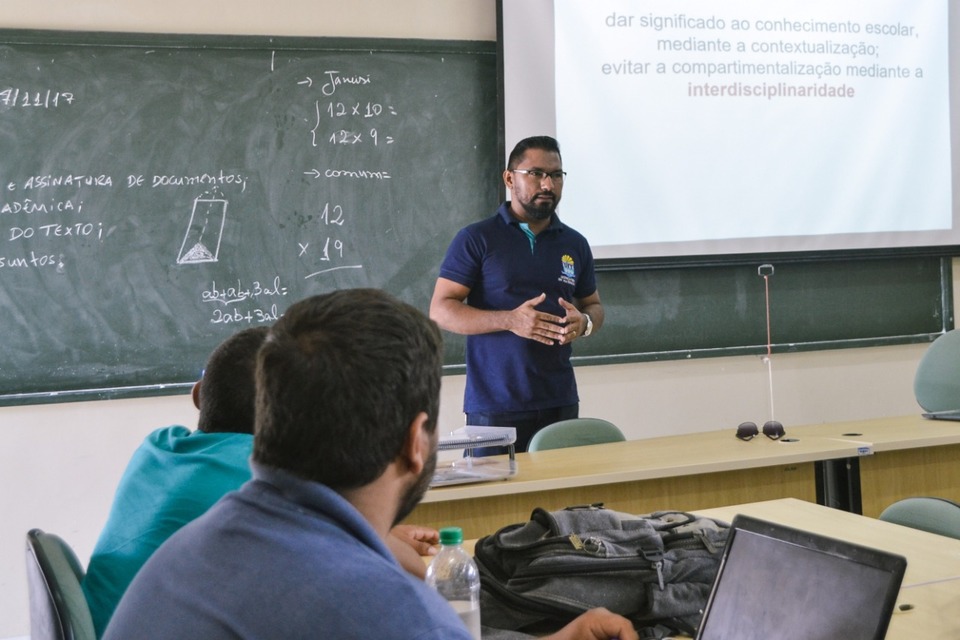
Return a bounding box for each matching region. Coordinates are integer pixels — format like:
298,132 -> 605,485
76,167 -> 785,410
511,168 -> 567,182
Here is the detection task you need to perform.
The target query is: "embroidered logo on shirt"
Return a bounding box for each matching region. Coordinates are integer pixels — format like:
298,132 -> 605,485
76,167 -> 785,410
559,254 -> 576,286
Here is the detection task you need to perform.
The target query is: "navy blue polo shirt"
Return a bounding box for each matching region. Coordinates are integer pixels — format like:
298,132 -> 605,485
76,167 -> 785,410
438,202 -> 598,414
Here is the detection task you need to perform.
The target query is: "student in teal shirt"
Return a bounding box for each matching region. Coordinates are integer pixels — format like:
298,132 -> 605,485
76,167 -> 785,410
81,327 -> 267,637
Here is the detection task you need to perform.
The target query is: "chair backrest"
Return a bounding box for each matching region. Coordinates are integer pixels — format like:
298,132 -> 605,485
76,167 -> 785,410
878,497 -> 960,540
914,330 -> 960,412
25,528 -> 96,640
528,418 -> 626,452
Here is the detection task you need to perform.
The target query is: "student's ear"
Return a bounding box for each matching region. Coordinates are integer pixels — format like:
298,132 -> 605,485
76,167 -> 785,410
191,380 -> 202,410
402,411 -> 432,476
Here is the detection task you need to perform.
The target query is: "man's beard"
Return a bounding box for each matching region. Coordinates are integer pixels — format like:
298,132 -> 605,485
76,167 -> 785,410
520,195 -> 556,221
393,449 -> 438,526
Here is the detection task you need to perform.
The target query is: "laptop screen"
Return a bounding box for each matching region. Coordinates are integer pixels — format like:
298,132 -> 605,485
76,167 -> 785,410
696,514 -> 907,640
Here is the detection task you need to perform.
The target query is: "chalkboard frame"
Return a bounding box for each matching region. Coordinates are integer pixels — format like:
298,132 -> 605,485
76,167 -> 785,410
0,28 -> 498,57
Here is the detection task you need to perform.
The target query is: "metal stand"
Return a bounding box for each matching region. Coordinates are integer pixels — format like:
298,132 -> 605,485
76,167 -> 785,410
816,457 -> 863,514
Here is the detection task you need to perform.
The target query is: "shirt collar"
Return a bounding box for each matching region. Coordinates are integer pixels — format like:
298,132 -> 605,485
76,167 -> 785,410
247,460 -> 394,562
498,201 -> 564,233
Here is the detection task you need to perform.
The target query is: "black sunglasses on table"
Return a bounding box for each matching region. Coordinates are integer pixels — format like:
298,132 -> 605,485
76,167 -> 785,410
736,420 -> 785,441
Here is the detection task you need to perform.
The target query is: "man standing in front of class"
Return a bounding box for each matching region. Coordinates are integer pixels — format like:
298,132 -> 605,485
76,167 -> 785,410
430,135 -> 604,453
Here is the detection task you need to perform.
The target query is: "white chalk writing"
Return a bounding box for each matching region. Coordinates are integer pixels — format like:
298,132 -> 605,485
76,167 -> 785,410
0,88 -> 75,108
320,70 -> 372,96
201,277 -> 289,306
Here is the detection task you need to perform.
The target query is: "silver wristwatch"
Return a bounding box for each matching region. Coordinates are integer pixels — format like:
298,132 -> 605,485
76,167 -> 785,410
582,313 -> 593,337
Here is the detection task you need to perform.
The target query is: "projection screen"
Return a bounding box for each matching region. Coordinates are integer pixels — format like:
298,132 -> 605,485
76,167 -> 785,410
500,0 -> 960,261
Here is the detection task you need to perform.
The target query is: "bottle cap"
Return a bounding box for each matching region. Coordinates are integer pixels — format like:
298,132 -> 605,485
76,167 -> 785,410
439,526 -> 464,545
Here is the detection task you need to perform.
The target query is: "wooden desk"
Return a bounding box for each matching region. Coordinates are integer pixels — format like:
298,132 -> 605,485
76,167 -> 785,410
411,415 -> 960,537
787,415 -> 960,516
411,428 -> 864,539
694,498 -> 960,639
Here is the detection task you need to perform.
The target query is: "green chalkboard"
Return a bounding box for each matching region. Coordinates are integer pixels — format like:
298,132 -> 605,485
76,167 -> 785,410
574,255 -> 952,365
0,30 -> 496,404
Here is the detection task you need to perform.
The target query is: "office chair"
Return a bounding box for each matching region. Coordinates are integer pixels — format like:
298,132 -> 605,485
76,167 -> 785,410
914,330 -> 960,413
25,528 -> 96,640
878,497 -> 960,540
528,417 -> 626,452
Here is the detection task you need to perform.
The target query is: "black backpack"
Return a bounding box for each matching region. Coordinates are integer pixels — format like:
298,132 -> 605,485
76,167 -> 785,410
474,504 -> 729,639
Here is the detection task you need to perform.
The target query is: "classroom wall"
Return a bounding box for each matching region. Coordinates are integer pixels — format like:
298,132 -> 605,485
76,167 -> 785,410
0,2 -> 948,638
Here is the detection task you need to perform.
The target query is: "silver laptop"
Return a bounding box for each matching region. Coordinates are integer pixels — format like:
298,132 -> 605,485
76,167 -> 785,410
696,514 -> 906,640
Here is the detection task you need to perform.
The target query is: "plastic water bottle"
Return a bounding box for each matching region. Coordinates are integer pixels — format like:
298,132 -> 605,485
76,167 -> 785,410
424,526 -> 482,639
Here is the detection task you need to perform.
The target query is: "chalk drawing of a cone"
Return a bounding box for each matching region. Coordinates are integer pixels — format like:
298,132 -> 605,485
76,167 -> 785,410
177,196 -> 227,264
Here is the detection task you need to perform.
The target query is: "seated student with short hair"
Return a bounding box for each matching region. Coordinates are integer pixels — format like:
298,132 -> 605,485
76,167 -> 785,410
104,289 -> 638,640
84,325 -> 437,638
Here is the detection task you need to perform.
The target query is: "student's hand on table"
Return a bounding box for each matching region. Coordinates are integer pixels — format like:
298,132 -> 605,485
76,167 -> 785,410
388,524 -> 440,579
543,607 -> 640,640
390,524 -> 440,555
